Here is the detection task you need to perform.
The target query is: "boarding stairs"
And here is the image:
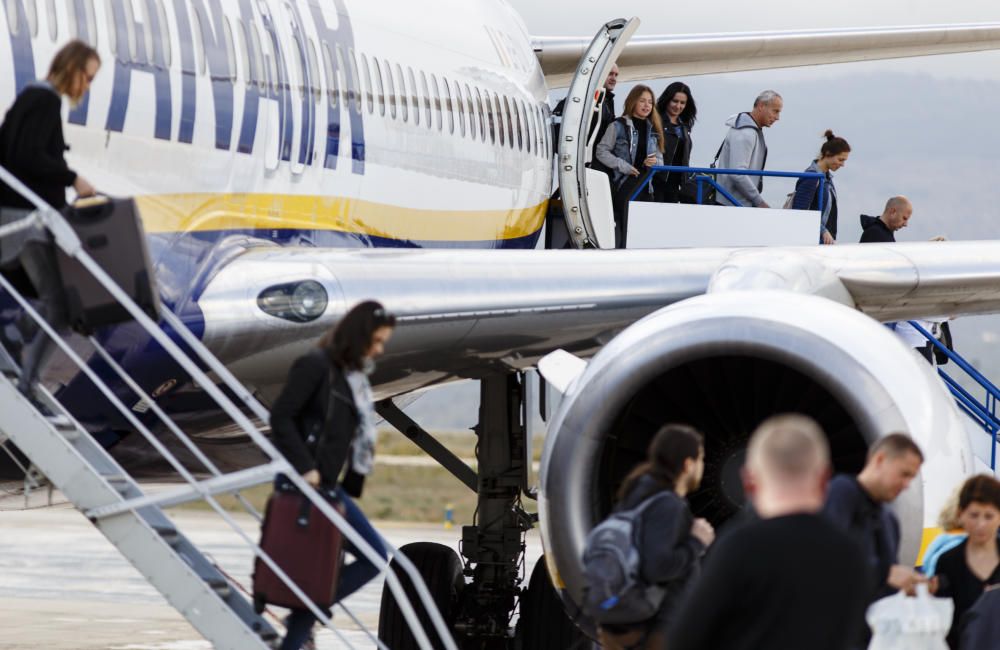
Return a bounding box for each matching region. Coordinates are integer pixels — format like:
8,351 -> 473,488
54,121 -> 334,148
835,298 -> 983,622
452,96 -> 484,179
910,321 -> 1000,473
0,167 -> 458,650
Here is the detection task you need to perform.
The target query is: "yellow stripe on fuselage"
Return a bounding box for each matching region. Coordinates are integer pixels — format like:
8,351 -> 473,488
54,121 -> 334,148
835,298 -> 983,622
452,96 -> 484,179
135,193 -> 548,241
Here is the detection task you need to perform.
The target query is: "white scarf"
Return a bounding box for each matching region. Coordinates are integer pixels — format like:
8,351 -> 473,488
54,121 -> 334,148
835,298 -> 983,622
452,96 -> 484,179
344,369 -> 377,475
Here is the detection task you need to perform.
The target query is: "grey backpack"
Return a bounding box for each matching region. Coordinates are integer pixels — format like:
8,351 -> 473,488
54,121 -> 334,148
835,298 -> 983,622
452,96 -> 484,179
581,493 -> 669,625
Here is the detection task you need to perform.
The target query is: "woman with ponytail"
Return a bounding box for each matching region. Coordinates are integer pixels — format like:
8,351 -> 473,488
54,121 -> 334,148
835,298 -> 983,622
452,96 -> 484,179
791,130 -> 850,245
597,424 -> 714,650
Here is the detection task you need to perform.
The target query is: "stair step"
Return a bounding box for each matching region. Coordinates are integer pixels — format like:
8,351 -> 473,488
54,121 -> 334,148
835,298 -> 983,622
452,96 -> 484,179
152,524 -> 181,546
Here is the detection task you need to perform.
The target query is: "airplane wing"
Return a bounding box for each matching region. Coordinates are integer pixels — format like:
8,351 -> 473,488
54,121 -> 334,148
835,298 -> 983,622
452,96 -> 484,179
196,242 -> 1000,402
534,23 -> 1000,87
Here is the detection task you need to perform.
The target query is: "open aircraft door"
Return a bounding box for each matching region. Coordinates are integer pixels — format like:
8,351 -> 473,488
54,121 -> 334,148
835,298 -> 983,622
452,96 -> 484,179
557,18 -> 639,249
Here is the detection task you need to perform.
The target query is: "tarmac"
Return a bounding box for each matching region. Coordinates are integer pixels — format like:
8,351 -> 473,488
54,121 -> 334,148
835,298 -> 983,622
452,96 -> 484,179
0,505 -> 543,649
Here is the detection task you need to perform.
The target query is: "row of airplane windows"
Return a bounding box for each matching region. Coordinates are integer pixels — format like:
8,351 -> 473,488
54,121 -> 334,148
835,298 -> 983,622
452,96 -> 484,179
6,0 -> 552,157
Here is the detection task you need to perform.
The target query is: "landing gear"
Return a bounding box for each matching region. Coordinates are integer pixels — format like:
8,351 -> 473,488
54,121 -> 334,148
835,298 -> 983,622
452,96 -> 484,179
378,542 -> 464,649
377,374 -> 539,648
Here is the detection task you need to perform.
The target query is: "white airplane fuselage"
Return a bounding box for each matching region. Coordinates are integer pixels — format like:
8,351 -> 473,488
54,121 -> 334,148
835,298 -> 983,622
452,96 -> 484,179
1,0 -> 553,249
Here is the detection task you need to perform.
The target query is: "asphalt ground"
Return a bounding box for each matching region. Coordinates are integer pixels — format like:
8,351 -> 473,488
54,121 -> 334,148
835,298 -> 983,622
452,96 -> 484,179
0,506 -> 543,649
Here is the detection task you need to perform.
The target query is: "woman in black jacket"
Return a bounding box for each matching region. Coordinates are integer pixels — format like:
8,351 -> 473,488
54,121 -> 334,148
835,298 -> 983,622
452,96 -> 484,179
653,82 -> 697,203
270,300 -> 396,650
597,424 -> 714,650
0,40 -> 99,398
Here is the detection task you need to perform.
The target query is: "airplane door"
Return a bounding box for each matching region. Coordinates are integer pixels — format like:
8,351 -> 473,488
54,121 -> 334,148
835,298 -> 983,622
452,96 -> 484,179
557,18 -> 639,249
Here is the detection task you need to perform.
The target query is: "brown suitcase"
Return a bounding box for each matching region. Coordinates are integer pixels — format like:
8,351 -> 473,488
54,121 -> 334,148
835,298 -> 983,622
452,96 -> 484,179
252,486 -> 346,612
55,196 -> 160,333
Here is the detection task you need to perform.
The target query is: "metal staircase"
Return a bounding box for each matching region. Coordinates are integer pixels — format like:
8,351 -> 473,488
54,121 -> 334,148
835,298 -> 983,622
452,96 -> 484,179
0,166 -> 458,650
909,320 -> 1000,471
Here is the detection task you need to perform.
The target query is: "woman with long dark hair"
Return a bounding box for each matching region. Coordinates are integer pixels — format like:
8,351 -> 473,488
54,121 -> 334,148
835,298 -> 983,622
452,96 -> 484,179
270,300 -> 396,650
595,84 -> 665,248
790,130 -> 850,245
653,82 -> 697,203
597,424 -> 714,650
0,40 -> 100,397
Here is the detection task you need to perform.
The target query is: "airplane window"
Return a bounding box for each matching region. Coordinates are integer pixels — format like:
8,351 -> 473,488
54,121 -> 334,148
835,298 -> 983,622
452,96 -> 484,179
513,97 -> 523,151
321,43 -> 336,106
333,44 -> 346,107
249,21 -> 264,88
5,0 -> 18,36
464,83 -> 475,141
121,0 -> 137,63
24,0 -> 37,37
103,0 -> 115,55
543,104 -> 550,153
190,6 -> 206,74
522,99 -> 531,153
382,58 -> 395,120
223,16 -> 237,83
407,67 -> 419,126
45,0 -> 55,41
453,81 -> 465,137
494,93 -> 505,147
484,90 -> 495,144
69,0 -> 97,47
503,96 -> 515,149
306,37 -> 320,102
475,87 -> 486,142
395,63 -> 408,123
420,71 -> 431,128
441,76 -> 453,134
430,74 -> 442,131
360,52 -> 373,114
137,0 -> 153,64
154,0 -> 170,65
349,49 -> 361,112
235,20 -> 250,84
371,56 -> 385,116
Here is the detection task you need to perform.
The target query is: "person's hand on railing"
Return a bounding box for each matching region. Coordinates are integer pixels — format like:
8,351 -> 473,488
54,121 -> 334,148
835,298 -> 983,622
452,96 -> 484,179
756,200 -> 770,208
303,469 -> 321,487
822,231 -> 835,245
642,154 -> 657,169
72,175 -> 96,198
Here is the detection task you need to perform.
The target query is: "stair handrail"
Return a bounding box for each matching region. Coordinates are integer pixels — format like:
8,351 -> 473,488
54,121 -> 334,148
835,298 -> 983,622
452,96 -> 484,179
629,165 -> 826,210
0,165 -> 458,650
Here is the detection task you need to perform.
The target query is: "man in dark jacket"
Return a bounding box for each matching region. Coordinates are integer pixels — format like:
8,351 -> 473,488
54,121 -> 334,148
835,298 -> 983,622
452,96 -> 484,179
823,433 -> 925,647
552,63 -> 618,161
668,415 -> 871,650
859,196 -> 912,243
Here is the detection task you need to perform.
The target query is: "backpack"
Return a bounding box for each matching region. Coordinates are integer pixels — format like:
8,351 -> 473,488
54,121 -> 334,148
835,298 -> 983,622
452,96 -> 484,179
581,492 -> 669,625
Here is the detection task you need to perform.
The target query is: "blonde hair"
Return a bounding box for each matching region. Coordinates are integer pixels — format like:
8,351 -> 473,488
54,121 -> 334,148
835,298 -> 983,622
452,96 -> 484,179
747,414 -> 830,481
622,84 -> 664,153
47,40 -> 100,102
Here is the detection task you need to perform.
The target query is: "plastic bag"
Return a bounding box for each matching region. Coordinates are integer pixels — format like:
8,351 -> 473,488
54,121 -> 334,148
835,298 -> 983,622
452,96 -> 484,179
866,583 -> 953,650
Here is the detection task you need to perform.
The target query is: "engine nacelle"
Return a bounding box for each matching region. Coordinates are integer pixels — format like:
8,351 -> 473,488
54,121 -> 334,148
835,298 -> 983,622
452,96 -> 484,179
538,290 -> 975,622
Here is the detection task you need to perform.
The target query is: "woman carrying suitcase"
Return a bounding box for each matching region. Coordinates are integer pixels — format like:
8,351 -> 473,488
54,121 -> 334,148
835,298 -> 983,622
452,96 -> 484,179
0,40 -> 100,399
270,300 -> 396,650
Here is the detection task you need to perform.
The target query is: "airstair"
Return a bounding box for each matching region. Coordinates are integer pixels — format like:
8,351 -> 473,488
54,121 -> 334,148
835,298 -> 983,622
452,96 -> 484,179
910,321 -> 1000,474
0,167 -> 458,650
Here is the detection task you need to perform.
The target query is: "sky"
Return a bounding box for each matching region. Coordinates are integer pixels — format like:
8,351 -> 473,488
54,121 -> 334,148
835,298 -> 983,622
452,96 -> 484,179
511,0 -> 1000,81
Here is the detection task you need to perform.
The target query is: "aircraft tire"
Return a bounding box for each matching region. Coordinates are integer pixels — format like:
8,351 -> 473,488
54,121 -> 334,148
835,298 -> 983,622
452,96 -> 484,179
517,557 -> 589,649
377,541 -> 462,649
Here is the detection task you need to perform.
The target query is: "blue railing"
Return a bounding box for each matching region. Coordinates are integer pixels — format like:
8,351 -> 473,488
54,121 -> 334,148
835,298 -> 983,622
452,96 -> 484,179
628,166 -> 826,211
908,320 -> 1000,470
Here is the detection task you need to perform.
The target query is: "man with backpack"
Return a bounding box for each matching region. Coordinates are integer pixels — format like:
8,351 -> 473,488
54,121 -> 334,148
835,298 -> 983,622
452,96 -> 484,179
667,415 -> 871,650
582,423 -> 714,649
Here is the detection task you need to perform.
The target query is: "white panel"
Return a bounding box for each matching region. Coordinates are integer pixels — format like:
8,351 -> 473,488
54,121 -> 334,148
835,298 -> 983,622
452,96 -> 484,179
627,202 -> 821,249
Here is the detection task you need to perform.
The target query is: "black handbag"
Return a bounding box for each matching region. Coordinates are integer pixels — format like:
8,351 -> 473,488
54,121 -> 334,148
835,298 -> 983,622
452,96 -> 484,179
933,322 -> 953,365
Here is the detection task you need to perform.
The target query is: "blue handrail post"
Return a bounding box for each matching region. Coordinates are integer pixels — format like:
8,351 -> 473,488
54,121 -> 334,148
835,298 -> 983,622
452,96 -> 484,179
696,177 -> 704,205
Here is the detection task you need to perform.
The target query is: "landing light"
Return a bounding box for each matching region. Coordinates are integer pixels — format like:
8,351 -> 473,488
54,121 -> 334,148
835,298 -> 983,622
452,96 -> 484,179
257,281 -> 328,323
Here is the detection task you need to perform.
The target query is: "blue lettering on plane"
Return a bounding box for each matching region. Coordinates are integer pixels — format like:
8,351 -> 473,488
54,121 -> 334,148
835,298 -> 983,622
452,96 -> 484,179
4,0 -> 364,172
105,0 -> 173,140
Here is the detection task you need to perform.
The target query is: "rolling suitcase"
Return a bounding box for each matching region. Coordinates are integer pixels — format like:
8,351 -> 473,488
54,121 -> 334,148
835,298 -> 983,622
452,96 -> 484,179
252,485 -> 346,612
55,196 -> 160,333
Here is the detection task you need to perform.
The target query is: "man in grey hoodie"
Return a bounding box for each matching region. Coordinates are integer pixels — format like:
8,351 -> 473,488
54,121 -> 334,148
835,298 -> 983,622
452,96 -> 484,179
716,90 -> 782,208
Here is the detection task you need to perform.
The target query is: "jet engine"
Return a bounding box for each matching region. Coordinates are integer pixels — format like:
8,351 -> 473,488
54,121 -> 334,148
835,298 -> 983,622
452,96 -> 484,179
537,290 -> 976,625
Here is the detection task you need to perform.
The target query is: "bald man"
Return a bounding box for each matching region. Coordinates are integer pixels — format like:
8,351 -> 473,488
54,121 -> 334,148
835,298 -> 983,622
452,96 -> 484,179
860,196 -> 912,243
668,415 -> 871,650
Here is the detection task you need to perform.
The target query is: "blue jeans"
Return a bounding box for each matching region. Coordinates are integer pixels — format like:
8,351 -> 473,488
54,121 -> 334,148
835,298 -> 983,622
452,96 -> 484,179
280,486 -> 387,650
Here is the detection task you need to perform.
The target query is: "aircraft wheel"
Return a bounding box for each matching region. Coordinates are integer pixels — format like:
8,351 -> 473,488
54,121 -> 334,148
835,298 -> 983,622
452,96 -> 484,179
517,556 -> 589,649
378,542 -> 462,649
